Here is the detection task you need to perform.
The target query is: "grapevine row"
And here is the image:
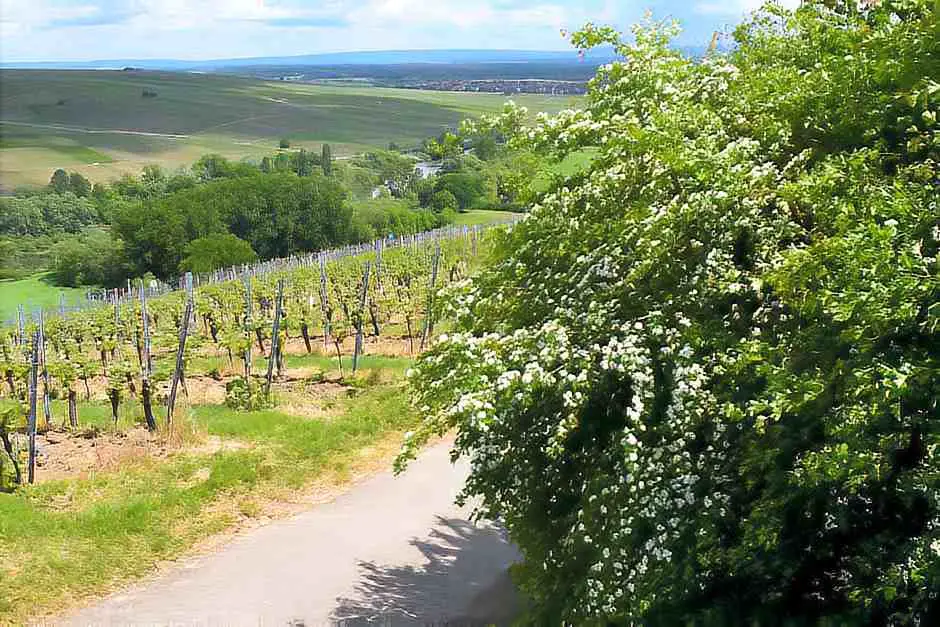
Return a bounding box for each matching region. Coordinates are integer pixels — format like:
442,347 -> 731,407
0,223 -> 506,485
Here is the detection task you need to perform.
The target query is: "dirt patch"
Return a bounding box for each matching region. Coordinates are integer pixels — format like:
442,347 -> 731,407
360,335 -> 418,358
31,427 -> 170,483
280,365 -> 326,383
271,378 -> 352,421
187,435 -> 249,456
28,429 -> 248,485
71,375 -> 110,402
60,367 -> 354,418
277,373 -> 349,396
172,376 -> 227,405
190,334 -> 415,363
281,335 -> 416,359
275,397 -> 333,422
75,375 -> 228,405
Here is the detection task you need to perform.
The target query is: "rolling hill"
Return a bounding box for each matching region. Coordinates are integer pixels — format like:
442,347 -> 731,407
0,70 -> 579,189
1,48 -> 619,70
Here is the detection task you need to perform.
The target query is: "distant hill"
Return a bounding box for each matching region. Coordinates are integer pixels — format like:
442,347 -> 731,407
1,49 -> 624,71
0,45 -> 712,72
0,69 -> 582,188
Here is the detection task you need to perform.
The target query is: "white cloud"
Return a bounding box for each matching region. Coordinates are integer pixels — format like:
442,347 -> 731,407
1,0 -> 98,27
694,0 -> 800,16
0,0 -> 773,62
348,0 -> 568,30
128,0 -> 339,30
1,0 -> 105,40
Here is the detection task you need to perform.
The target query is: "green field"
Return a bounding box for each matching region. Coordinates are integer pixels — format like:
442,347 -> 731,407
0,274 -> 86,323
454,209 -> 519,226
0,70 -> 580,188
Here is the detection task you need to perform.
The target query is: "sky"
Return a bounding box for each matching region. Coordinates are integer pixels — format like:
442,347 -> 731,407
0,0 -> 800,62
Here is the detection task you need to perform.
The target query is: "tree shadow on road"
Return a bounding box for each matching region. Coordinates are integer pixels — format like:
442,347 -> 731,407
330,516 -> 522,627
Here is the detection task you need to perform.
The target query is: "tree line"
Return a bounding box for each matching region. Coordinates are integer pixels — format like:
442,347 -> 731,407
0,131 -> 540,287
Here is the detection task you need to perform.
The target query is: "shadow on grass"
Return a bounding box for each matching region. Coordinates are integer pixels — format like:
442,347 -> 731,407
36,271 -> 59,286
331,517 -> 523,627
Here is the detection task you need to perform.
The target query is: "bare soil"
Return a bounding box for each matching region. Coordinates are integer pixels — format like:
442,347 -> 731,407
33,427 -> 171,484
67,364 -> 354,404
280,334 -> 417,358
22,370 -> 360,483
29,429 -> 253,485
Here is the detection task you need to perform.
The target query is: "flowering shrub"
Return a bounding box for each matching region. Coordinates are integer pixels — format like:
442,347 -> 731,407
399,1 -> 939,624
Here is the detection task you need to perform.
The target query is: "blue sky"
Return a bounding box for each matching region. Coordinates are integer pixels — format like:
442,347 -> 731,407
0,0 -> 798,62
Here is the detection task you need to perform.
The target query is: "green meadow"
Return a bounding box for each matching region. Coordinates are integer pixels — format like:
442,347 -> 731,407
454,209 -> 519,226
0,274 -> 87,323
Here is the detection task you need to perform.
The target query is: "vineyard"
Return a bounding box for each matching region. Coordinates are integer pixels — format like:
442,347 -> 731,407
0,224 -> 499,489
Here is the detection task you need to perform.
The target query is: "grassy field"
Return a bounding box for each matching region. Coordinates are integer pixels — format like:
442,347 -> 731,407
0,274 -> 87,323
0,355 -> 419,621
0,70 -> 581,188
454,209 -> 519,226
532,148 -> 597,193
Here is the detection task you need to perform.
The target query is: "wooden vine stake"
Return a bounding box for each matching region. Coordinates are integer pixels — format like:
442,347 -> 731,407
38,311 -> 53,428
352,262 -> 371,374
184,272 -> 196,331
263,280 -> 285,397
16,305 -> 25,346
0,417 -> 22,486
420,243 -> 442,351
319,254 -> 331,349
243,272 -> 253,380
166,299 -> 193,427
374,239 -> 384,295
139,282 -> 157,431
27,332 -> 39,484
300,293 -> 314,354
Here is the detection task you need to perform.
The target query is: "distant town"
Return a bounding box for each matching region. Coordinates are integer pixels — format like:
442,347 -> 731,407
377,78 -> 587,95
276,75 -> 587,95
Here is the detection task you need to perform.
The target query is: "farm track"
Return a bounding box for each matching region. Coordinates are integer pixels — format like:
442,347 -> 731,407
61,439 -> 522,626
0,120 -> 190,139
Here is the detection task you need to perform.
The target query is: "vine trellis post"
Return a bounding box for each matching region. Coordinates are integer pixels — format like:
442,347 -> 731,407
319,254 -> 330,349
184,272 -> 196,331
352,262 -> 372,374
243,272 -> 253,380
26,332 -> 39,484
166,275 -> 194,428
374,239 -> 384,296
16,305 -> 25,346
140,282 -> 157,431
38,311 -> 53,428
166,299 -> 192,427
420,244 -> 442,351
264,280 -> 285,397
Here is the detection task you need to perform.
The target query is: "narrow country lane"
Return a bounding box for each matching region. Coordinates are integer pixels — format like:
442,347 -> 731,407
61,442 -> 521,626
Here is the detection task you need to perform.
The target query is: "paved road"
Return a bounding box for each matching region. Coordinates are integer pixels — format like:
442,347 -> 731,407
63,442 -> 521,627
